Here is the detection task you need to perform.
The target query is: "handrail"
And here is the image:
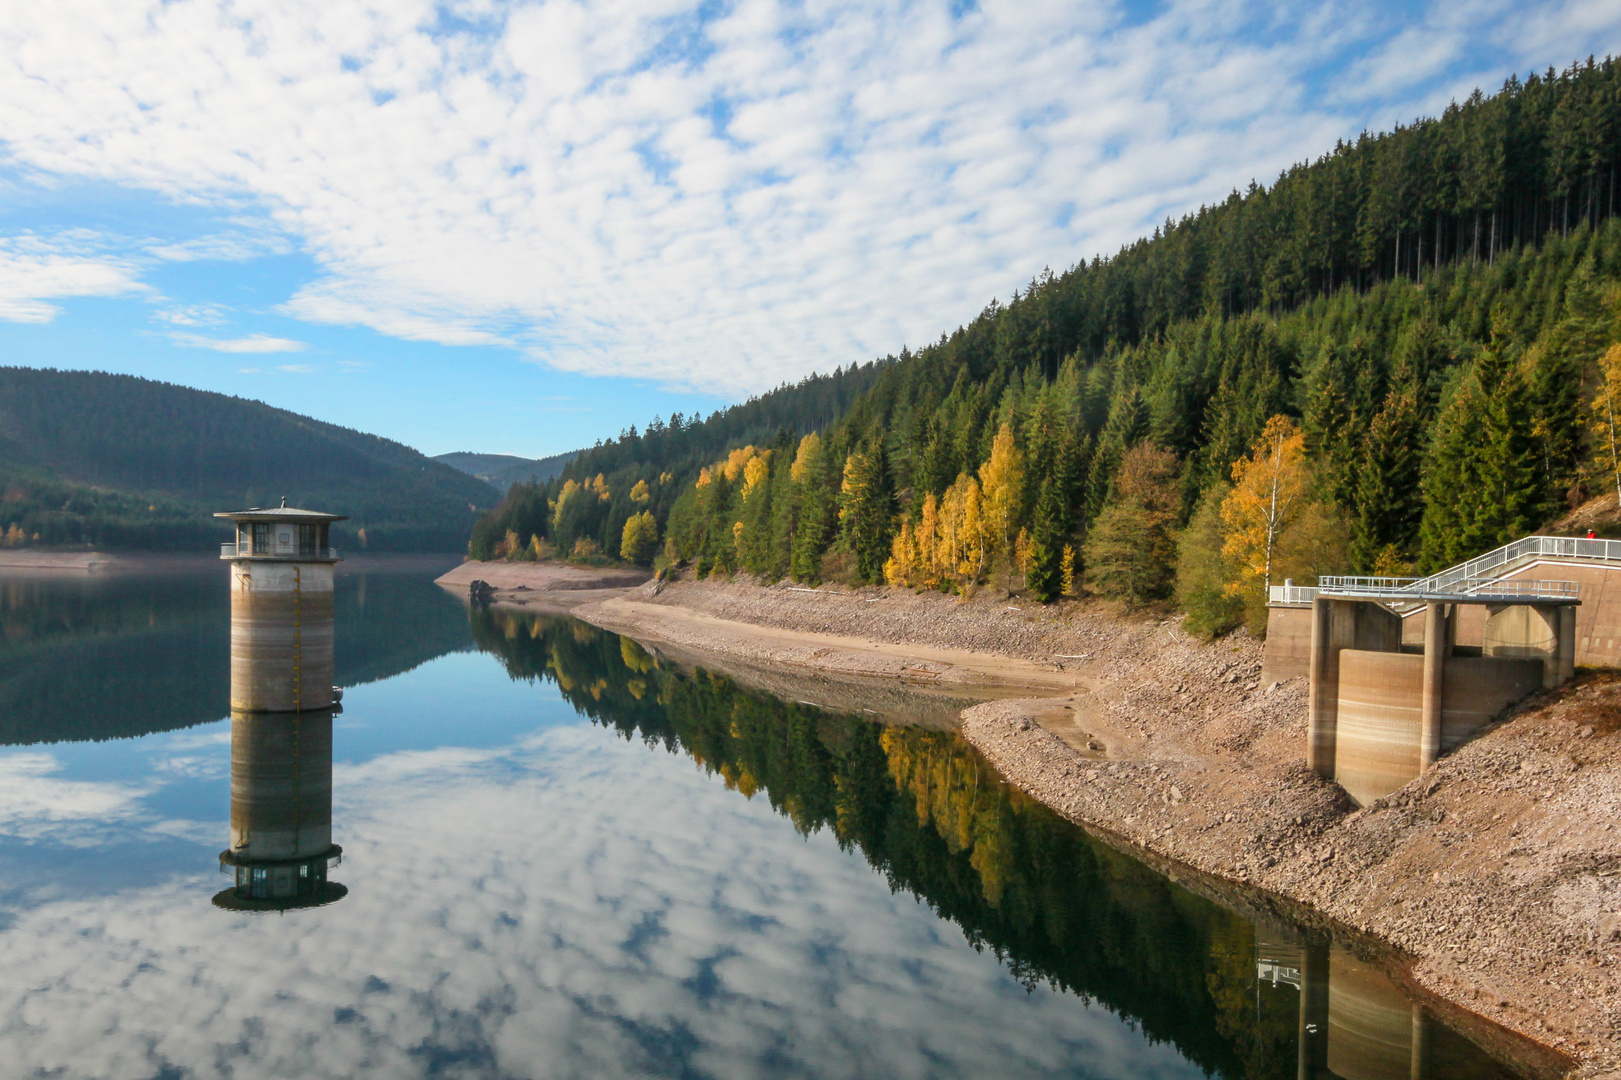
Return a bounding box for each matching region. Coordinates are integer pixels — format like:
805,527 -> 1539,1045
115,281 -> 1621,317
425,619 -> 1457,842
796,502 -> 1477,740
1269,534 -> 1621,606
220,543 -> 339,559
1316,575 -> 1579,601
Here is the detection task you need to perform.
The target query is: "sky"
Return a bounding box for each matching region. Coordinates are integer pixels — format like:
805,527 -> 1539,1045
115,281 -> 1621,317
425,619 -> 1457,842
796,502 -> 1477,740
0,1 -> 1617,460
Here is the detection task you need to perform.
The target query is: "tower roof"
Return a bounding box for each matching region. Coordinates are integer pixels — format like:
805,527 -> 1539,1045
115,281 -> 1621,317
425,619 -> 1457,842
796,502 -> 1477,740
214,506 -> 348,523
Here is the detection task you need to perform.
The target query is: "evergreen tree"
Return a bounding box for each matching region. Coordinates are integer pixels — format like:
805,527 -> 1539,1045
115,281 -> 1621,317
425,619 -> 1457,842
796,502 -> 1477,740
1350,387 -> 1424,570
838,436 -> 894,583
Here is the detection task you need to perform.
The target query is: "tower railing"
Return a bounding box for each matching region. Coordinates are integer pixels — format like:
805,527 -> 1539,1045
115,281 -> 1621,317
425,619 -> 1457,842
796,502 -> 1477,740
221,542 -> 340,560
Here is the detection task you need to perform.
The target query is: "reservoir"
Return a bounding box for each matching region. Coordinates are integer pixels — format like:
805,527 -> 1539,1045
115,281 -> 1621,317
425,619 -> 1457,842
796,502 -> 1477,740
0,561 -> 1568,1078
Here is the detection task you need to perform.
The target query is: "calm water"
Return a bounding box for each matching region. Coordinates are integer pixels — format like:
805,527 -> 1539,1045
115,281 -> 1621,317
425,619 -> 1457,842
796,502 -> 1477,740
0,561 -> 1558,1079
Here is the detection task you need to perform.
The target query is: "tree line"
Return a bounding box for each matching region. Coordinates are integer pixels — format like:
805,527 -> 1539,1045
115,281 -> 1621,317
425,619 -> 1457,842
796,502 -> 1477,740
470,56 -> 1621,635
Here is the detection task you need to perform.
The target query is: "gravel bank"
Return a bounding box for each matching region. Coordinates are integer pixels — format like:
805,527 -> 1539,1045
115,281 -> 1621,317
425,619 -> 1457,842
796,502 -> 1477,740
570,572 -> 1619,1074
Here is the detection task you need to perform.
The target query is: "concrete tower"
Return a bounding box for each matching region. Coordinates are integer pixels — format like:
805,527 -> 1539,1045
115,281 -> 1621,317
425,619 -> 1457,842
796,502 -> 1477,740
216,504 -> 345,713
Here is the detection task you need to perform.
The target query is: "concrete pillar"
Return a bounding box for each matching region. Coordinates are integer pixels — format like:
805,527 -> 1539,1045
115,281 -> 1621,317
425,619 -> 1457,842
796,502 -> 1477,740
229,559 -> 336,712
1308,598 -> 1336,778
1557,605 -> 1577,685
1420,603 -> 1446,773
1297,940 -> 1330,1080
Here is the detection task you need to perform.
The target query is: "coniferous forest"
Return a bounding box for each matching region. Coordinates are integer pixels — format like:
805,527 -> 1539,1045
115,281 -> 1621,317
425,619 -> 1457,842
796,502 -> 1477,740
0,368 -> 498,551
472,56 -> 1621,635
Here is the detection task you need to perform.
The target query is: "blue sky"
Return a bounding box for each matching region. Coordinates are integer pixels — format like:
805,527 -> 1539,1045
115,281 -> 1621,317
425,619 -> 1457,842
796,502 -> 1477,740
0,1 -> 1616,460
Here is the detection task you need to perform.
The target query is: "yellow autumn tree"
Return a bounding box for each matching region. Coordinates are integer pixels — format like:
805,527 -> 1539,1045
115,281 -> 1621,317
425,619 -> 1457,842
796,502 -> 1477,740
936,473 -> 987,593
620,511 -> 659,565
1221,415 -> 1308,596
977,423 -> 1025,572
629,479 -> 651,503
883,520 -> 919,586
790,433 -> 820,482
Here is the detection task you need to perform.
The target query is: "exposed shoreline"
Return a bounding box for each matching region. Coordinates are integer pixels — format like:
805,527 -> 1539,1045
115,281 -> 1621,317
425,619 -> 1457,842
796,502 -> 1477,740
444,560 -> 1619,1074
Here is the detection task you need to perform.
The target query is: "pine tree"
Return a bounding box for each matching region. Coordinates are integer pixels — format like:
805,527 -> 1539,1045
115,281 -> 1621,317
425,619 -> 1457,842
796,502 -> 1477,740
838,437 -> 894,584
1350,387 -> 1424,570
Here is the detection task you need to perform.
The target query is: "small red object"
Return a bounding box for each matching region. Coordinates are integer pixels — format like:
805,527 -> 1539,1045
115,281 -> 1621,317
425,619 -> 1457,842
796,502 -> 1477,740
1587,529 -> 1597,539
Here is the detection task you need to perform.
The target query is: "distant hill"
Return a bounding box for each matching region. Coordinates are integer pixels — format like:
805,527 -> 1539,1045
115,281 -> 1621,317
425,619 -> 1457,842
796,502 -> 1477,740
434,449 -> 578,489
0,367 -> 496,552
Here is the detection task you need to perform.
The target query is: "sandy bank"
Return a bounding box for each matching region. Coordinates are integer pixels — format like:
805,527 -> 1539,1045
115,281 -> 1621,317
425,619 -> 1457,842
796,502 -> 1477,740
0,550 -> 124,573
567,573 -> 1618,1073
435,559 -> 652,610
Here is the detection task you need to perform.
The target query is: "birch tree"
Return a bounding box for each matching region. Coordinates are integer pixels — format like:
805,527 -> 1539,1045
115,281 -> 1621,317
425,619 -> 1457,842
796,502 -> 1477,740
1221,415 -> 1308,594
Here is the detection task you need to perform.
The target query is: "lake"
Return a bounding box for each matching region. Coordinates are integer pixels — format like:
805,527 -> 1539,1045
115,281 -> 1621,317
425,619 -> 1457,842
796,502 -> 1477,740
0,559 -> 1557,1079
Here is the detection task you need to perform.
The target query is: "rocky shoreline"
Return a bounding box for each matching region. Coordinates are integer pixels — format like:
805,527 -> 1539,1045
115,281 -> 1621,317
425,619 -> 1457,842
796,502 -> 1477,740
446,561 -> 1621,1074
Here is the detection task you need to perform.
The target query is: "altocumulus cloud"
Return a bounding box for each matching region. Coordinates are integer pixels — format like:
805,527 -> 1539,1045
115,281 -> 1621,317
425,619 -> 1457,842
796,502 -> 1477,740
0,1 -> 1615,394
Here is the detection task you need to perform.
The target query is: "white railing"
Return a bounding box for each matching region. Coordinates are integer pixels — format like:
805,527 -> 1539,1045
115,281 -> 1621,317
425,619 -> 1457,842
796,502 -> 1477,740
220,543 -> 339,559
1269,582 -> 1319,604
1270,534 -> 1621,606
1316,575 -> 1579,601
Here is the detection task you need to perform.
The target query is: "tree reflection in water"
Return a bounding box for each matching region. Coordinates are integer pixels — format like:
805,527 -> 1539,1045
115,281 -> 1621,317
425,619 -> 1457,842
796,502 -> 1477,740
470,607 -> 1549,1080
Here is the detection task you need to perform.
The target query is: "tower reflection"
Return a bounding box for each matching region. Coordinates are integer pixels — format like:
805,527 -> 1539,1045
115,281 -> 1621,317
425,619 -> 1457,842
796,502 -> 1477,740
1256,932 -> 1515,1080
213,708 -> 347,911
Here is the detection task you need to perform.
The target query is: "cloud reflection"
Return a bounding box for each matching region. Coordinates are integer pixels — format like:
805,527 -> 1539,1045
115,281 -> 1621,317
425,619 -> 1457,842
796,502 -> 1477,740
0,721 -> 1198,1079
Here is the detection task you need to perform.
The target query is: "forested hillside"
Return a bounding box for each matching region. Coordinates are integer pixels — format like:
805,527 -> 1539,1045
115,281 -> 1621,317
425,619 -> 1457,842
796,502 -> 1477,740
434,450 -> 577,489
470,56 -> 1621,635
468,360 -> 887,559
0,368 -> 495,551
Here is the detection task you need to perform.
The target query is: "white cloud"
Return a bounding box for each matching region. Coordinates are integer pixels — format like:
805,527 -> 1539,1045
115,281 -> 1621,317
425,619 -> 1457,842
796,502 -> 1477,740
145,230 -> 292,262
170,331 -> 309,353
0,235 -> 148,322
152,302 -> 227,326
0,1 -> 1615,392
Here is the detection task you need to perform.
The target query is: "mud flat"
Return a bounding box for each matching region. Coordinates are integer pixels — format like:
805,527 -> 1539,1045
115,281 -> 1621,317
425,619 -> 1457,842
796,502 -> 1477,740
563,572 -> 1619,1075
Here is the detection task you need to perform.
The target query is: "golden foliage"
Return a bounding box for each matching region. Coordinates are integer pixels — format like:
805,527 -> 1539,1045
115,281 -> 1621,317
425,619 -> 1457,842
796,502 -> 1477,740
742,453 -> 770,497
629,479 -> 651,503
789,433 -> 821,483
977,423 -> 1024,564
620,510 -> 659,564
1221,415 -> 1308,593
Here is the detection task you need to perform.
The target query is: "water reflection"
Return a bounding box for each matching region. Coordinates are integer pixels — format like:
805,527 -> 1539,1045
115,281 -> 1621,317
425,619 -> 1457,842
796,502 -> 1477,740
214,709 -> 346,911
0,577 -> 1568,1078
469,605 -> 1555,1080
0,560 -> 472,745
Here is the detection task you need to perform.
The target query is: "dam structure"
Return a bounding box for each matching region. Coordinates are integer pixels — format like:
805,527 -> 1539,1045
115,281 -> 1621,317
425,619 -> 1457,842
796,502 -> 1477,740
213,503 -> 347,910
1261,535 -> 1621,805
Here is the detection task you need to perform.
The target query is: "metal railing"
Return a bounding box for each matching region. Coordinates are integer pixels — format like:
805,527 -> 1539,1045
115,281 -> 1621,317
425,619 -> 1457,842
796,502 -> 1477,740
220,542 -> 339,560
1316,575 -> 1579,601
1270,582 -> 1320,604
1270,534 -> 1621,606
